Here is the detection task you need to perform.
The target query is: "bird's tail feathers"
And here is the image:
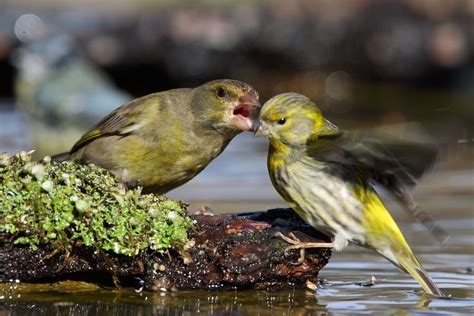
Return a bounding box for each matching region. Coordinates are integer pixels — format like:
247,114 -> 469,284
382,248 -> 446,297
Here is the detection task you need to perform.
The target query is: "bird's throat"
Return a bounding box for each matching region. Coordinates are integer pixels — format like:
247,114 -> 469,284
268,141 -> 304,170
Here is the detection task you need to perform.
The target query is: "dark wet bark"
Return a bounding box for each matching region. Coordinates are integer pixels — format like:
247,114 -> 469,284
0,208 -> 331,291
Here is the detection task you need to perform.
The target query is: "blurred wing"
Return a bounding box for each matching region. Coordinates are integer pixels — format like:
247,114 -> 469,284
344,139 -> 448,243
312,122 -> 438,186
340,138 -> 437,187
70,98 -> 145,154
308,126 -> 449,242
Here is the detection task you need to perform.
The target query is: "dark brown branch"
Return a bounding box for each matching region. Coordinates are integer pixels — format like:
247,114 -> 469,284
1,208 -> 331,291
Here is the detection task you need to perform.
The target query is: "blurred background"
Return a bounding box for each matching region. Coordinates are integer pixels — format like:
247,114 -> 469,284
0,0 -> 472,205
0,1 -> 473,312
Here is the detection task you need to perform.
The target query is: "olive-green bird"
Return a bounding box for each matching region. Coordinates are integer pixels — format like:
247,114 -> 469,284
54,79 -> 260,194
256,92 -> 445,297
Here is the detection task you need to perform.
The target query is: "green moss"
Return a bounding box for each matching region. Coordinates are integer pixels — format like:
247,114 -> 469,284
0,151 -> 195,256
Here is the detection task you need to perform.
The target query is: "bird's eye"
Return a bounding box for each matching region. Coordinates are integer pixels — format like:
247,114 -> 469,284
216,87 -> 227,98
278,118 -> 286,125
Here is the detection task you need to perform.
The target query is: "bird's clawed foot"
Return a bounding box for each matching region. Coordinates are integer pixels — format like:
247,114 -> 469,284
274,231 -> 334,265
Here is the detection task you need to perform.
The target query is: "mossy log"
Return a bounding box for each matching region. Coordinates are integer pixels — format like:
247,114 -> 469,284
1,208 -> 331,291
0,152 -> 331,290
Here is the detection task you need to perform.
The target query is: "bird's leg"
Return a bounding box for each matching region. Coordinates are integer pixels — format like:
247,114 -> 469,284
274,231 -> 334,265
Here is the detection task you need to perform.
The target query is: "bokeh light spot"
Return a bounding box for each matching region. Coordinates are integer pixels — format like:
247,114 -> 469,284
14,14 -> 45,43
325,71 -> 353,101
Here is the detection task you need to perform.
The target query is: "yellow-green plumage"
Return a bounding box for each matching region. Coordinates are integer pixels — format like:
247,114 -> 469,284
53,79 -> 260,194
258,92 -> 445,297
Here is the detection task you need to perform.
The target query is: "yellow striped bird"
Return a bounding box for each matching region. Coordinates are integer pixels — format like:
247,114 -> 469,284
54,79 -> 260,194
256,92 -> 445,297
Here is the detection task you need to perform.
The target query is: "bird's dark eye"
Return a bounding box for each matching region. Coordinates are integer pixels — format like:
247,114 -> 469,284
216,87 -> 227,98
278,118 -> 286,125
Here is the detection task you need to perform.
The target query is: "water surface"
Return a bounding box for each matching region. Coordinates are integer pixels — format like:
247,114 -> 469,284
1,107 -> 473,315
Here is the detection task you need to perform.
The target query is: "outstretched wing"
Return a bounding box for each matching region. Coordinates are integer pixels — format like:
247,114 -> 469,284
308,125 -> 448,242
340,138 -> 437,187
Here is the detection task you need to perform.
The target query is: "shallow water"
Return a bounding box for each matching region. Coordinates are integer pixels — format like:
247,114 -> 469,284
1,107 -> 473,315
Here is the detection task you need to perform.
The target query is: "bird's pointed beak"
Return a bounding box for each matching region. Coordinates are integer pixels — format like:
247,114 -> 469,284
254,122 -> 268,137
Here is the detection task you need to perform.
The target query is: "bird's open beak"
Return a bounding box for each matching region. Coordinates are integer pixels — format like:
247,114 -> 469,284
230,91 -> 261,132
